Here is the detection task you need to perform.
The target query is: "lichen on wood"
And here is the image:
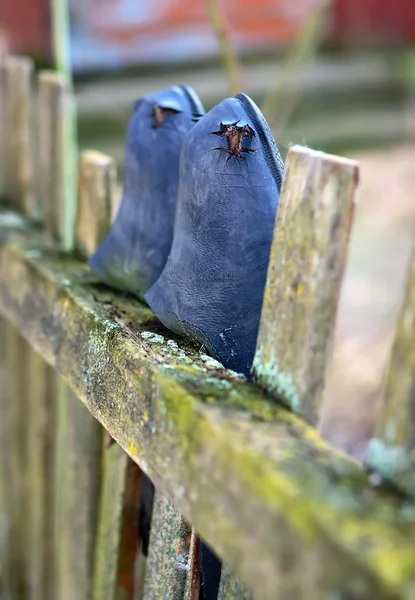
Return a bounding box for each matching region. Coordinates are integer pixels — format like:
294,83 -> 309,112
75,150 -> 117,260
253,145 -> 358,425
1,218 -> 415,599
55,146 -> 115,600
143,491 -> 192,600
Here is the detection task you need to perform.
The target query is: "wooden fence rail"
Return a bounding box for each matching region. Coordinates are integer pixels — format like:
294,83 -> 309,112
1,53 -> 415,600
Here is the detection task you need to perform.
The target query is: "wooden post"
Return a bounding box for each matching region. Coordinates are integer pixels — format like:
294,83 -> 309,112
93,445 -> 141,600
143,491 -> 192,600
366,232 -> 415,496
76,150 -> 116,258
25,350 -> 55,600
37,69 -> 101,600
2,55 -> 34,213
51,150 -> 115,599
73,149 -> 142,600
37,71 -> 77,249
253,145 -> 358,425
3,325 -> 29,597
0,55 -> 6,199
0,53 -> 37,599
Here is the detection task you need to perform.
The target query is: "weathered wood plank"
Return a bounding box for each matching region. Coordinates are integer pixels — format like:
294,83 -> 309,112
253,145 -> 358,425
55,388 -> 102,600
0,56 -> 6,199
2,322 -> 28,597
1,218 -> 415,600
366,233 -> 415,496
37,69 -> 102,600
0,56 -> 40,600
53,147 -> 108,600
143,491 -> 191,600
1,58 -> 58,600
93,426 -> 142,600
37,71 -> 77,250
25,350 -> 54,600
0,317 -> 9,589
75,150 -> 116,259
80,151 -> 145,600
2,55 -> 34,214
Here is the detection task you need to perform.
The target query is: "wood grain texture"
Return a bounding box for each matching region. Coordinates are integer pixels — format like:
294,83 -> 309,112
25,351 -> 55,600
54,145 -> 112,600
0,56 -> 6,199
37,70 -> 77,250
143,491 -> 191,600
0,57 -> 44,600
93,446 -> 141,600
75,150 -> 117,259
366,233 -> 415,495
76,150 -> 143,600
2,55 -> 34,215
1,218 -> 415,600
253,145 -> 358,425
3,322 -> 28,598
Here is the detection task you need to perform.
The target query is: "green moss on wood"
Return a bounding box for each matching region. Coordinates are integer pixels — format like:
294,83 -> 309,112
253,146 -> 358,425
1,218 -> 415,599
144,492 -> 191,600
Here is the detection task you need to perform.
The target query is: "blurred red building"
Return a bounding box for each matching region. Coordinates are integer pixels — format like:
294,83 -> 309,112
1,0 -> 414,69
0,0 -> 50,57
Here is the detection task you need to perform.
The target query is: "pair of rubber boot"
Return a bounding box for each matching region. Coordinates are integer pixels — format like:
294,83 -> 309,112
89,84 -> 285,599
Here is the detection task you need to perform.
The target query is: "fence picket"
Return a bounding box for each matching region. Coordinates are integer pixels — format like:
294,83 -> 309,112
0,56 -> 6,198
3,48 -> 415,600
253,145 -> 358,424
37,70 -> 77,249
74,150 -> 143,600
3,55 -> 34,214
93,444 -> 142,600
37,70 -> 103,600
143,490 -> 192,599
366,232 -> 415,495
4,324 -> 28,597
0,54 -> 42,600
0,56 -> 58,600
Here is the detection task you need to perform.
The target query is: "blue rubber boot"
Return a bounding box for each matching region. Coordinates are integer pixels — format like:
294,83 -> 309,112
89,85 -> 205,298
145,93 -> 285,376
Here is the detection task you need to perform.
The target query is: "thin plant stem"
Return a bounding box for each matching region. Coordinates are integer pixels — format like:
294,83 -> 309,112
205,0 -> 244,95
261,0 -> 332,139
49,0 -> 78,251
50,0 -> 72,78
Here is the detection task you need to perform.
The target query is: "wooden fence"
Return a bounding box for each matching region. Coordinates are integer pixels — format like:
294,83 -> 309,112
0,54 -> 415,600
